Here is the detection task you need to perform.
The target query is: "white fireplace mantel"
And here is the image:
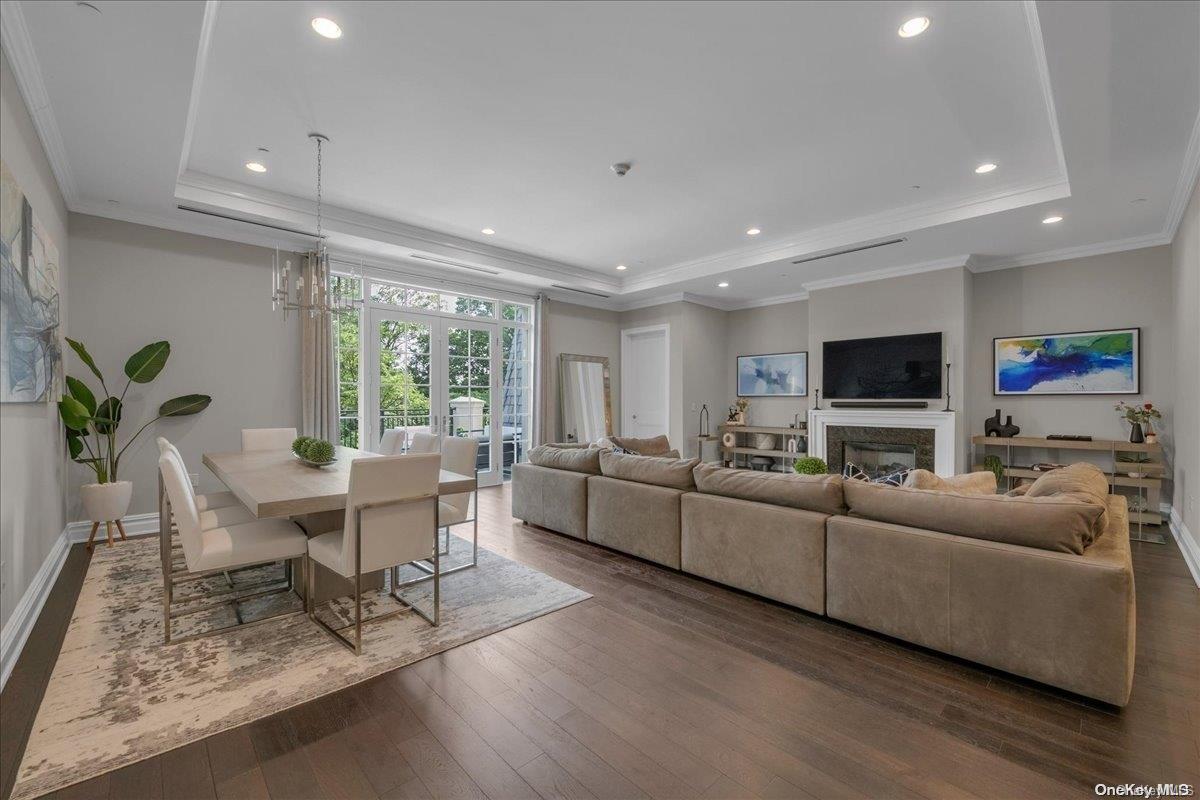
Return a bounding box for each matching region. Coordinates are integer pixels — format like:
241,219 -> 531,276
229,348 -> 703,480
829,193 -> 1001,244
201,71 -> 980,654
807,409 -> 957,476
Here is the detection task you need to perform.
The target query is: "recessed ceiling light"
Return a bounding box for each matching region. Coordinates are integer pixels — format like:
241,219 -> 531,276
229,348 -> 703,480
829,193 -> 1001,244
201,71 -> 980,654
481,228 -> 495,235
245,161 -> 267,173
616,264 -> 628,271
717,281 -> 730,288
898,17 -> 930,38
1131,198 -> 1147,204
975,163 -> 997,174
311,17 -> 342,39
1042,215 -> 1063,224
746,228 -> 761,236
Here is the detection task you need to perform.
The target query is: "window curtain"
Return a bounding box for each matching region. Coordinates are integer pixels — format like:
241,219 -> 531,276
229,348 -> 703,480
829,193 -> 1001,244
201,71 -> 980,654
533,292 -> 554,446
300,253 -> 338,441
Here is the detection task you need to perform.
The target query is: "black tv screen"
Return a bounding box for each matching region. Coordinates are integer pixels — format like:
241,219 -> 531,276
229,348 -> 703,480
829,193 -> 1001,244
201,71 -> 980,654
823,332 -> 943,399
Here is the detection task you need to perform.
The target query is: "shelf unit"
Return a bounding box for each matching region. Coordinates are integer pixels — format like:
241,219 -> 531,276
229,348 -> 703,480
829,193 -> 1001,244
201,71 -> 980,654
970,435 -> 1166,542
720,424 -> 808,471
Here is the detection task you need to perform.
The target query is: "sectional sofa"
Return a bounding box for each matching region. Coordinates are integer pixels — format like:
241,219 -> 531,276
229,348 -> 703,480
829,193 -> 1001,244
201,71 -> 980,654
512,447 -> 1136,706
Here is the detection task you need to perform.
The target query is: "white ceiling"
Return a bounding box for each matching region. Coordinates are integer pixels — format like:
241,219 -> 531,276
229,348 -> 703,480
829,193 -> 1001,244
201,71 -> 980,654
5,0 -> 1199,309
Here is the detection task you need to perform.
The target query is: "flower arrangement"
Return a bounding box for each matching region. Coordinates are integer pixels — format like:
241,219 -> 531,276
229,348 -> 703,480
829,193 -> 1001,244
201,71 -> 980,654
1114,401 -> 1162,426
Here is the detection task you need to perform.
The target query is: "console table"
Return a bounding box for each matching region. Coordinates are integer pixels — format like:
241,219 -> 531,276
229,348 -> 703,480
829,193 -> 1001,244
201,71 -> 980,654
970,435 -> 1165,544
720,424 -> 808,471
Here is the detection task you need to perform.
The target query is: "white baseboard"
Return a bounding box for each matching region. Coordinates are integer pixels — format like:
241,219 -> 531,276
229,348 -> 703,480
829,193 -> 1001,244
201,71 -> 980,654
1163,503 -> 1200,589
0,527 -> 71,690
65,512 -> 160,543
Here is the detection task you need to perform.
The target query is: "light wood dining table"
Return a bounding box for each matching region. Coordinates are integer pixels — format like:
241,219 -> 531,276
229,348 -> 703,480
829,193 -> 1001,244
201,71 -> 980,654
202,445 -> 476,602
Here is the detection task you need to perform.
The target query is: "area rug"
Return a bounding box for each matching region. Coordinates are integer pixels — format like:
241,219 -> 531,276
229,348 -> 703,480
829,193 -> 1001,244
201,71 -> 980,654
10,534 -> 589,800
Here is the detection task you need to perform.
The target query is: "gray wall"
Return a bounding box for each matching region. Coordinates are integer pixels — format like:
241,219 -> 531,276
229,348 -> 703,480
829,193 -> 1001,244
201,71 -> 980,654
1,52 -> 70,632
969,247 -> 1175,495
1171,180 -> 1199,547
66,215 -> 302,517
543,300 -> 621,443
723,299 -> 810,428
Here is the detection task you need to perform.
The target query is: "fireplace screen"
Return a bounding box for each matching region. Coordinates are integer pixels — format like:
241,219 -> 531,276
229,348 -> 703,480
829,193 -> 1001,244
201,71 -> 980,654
843,441 -> 917,479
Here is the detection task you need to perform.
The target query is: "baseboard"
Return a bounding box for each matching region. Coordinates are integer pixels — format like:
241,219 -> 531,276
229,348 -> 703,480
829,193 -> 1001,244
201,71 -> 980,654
1163,503 -> 1200,589
0,527 -> 71,690
65,512 -> 160,543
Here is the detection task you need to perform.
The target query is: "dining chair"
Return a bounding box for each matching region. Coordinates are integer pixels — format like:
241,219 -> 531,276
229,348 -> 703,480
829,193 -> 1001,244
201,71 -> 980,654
305,454 -> 441,654
408,432 -> 439,453
159,452 -> 309,644
435,435 -> 479,567
241,427 -> 299,451
378,428 -> 408,455
156,437 -> 240,512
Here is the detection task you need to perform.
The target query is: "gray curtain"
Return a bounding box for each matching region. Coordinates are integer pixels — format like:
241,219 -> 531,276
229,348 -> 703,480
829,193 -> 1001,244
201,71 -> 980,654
533,292 -> 554,446
300,253 -> 338,441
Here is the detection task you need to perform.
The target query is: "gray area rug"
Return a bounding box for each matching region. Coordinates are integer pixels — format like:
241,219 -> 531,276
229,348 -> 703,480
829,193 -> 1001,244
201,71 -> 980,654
11,534 -> 589,800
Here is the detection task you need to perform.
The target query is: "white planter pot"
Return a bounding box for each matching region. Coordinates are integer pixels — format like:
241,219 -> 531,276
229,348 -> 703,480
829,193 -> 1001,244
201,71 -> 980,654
80,481 -> 133,523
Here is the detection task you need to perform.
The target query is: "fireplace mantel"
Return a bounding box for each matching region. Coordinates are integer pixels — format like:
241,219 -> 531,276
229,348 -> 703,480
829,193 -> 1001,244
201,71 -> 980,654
807,409 -> 957,476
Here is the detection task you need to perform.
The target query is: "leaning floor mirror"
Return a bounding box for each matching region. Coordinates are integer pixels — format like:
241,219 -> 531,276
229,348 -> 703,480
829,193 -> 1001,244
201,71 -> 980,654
558,354 -> 613,444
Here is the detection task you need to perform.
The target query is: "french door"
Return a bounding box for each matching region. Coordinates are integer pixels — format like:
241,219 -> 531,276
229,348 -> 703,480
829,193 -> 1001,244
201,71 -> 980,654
366,308 -> 503,487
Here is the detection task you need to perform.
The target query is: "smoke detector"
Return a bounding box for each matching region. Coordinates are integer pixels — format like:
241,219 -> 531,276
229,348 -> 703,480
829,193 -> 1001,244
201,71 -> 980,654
610,162 -> 632,177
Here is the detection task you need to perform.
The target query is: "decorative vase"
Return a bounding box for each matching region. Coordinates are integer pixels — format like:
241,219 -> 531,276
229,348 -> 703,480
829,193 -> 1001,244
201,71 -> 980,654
80,481 -> 133,549
1129,422 -> 1145,444
984,409 -> 1002,437
1145,432 -> 1158,444
753,433 -> 777,450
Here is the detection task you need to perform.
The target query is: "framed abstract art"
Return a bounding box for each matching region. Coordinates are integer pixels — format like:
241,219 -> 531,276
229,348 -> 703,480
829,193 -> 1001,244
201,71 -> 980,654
737,351 -> 808,397
993,328 -> 1140,396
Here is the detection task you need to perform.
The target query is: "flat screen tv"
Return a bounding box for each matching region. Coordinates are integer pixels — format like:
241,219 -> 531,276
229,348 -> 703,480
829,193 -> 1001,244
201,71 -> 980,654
822,332 -> 943,400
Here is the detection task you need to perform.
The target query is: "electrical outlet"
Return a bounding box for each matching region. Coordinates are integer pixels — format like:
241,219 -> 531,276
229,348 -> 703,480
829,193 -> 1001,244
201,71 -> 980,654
690,403 -> 697,412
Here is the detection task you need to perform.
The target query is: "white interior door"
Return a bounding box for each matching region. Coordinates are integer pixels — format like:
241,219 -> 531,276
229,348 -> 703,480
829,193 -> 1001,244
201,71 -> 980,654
621,325 -> 669,438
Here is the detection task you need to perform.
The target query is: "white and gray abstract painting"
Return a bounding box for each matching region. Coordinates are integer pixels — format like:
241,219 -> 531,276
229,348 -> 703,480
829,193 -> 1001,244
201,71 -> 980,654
1,159 -> 62,404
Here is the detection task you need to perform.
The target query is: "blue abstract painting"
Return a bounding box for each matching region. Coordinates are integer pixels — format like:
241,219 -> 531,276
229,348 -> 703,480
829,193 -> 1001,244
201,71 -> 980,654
994,329 -> 1139,395
737,352 -> 807,397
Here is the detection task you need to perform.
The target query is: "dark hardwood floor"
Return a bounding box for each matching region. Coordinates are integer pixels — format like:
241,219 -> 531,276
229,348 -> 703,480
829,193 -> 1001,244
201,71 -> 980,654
3,482 -> 1198,800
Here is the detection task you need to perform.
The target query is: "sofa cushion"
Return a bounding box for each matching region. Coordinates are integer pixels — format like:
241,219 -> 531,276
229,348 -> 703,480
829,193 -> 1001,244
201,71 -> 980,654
842,481 -> 1104,554
692,462 -> 846,515
1025,462 -> 1111,535
599,450 -> 699,490
903,469 -> 997,495
528,445 -> 601,474
609,434 -> 672,456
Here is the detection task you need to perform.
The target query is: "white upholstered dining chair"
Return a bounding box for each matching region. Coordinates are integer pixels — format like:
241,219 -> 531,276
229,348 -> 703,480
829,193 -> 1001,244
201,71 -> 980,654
159,452 -> 309,644
306,454 -> 441,654
241,427 -> 298,451
437,436 -> 479,563
408,432 -> 439,453
378,428 -> 408,455
156,437 -> 240,512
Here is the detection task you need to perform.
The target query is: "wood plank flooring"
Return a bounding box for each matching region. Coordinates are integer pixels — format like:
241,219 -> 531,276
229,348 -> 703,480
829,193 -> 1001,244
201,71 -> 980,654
3,482 -> 1198,800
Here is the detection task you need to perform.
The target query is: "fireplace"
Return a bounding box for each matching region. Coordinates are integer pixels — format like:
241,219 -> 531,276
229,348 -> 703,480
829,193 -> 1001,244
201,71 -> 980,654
807,409 -> 957,476
825,425 -> 934,476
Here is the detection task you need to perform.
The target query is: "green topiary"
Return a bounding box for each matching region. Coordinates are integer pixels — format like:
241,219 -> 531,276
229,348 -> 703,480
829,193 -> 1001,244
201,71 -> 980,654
305,439 -> 335,463
983,454 -> 1005,488
292,436 -> 313,456
793,456 -> 828,475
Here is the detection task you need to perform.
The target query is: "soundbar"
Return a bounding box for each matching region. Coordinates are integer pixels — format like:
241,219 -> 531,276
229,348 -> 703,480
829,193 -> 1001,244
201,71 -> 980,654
828,401 -> 930,409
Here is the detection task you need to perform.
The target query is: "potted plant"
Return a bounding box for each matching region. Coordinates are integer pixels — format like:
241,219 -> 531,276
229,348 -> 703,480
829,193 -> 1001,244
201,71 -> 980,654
793,456 -> 828,475
1114,401 -> 1162,444
58,338 -> 211,546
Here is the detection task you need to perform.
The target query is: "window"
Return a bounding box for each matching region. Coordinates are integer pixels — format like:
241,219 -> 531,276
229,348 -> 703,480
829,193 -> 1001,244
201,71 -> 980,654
331,275 -> 362,447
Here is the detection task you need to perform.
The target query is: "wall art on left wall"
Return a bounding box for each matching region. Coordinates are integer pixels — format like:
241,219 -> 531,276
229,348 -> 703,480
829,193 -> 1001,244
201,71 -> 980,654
0,159 -> 62,403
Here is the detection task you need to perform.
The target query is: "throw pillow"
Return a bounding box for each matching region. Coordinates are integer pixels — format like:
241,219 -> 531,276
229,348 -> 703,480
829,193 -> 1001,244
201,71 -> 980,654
903,469 -> 997,495
609,434 -> 672,456
843,462 -> 912,487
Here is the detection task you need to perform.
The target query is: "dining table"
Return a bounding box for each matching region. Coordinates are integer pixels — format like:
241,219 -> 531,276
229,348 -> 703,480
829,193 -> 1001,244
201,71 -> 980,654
201,445 -> 477,602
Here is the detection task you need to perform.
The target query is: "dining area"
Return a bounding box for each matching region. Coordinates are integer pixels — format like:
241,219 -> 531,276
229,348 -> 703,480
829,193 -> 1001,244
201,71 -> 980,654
156,426 -> 480,654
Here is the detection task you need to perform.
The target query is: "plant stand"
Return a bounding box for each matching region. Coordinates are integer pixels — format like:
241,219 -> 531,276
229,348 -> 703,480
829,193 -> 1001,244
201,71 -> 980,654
86,519 -> 128,550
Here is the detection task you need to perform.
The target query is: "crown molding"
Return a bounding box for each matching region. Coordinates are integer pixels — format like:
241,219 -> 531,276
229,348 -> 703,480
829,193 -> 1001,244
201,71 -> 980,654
1165,107 -> 1200,241
802,255 -> 970,292
176,0 -> 220,179
1023,0 -> 1070,184
728,290 -> 810,310
968,232 -> 1171,273
0,0 -> 78,204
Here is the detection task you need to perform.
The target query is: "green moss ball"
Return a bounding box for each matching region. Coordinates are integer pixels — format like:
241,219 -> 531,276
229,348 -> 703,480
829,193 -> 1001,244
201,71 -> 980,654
306,439 -> 335,463
292,436 -> 313,456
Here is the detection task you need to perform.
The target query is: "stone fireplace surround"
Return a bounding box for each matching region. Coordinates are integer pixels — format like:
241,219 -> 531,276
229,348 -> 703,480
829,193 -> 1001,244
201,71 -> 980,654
807,409 -> 957,476
825,425 -> 935,477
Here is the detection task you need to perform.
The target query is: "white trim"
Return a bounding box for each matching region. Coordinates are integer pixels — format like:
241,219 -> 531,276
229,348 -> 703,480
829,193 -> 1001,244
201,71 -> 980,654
969,233 -> 1173,273
802,255 -> 970,292
175,0 -> 221,179
728,290 -> 811,310
0,0 -> 78,204
620,323 -> 671,439
808,409 -> 958,476
65,512 -> 161,543
1164,504 -> 1200,589
1022,1 -> 1071,187
0,527 -> 71,690
1164,108 -> 1200,241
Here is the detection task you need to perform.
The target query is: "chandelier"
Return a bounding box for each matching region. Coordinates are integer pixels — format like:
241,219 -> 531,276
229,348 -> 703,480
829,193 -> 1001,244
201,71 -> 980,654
271,132 -> 363,319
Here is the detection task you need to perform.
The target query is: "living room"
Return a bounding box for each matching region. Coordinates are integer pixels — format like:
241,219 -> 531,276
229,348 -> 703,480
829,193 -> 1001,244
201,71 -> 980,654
1,2 -> 1197,799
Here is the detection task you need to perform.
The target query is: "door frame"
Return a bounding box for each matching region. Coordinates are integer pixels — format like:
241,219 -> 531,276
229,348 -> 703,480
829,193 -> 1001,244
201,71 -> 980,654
619,323 -> 670,438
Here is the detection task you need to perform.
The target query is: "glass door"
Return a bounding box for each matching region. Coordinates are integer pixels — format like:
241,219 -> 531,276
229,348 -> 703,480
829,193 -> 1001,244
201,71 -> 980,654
368,309 -> 436,450
444,320 -> 501,487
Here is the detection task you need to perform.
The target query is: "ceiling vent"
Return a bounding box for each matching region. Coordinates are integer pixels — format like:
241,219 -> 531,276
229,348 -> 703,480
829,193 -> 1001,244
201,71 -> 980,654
791,237 -> 907,265
551,284 -> 611,299
408,253 -> 501,276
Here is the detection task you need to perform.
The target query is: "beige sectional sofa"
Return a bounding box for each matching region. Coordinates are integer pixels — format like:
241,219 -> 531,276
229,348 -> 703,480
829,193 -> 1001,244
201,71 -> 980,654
511,449 -> 1136,706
